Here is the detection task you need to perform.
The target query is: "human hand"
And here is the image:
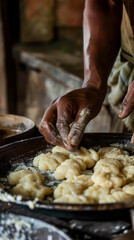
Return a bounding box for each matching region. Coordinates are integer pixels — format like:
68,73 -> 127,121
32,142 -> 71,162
118,81 -> 134,143
39,87 -> 106,151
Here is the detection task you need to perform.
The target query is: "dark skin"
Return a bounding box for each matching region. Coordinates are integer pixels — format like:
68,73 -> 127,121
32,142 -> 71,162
39,0 -> 134,150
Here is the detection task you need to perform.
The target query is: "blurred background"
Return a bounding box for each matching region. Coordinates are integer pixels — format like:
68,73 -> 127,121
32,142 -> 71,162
0,0 -> 126,133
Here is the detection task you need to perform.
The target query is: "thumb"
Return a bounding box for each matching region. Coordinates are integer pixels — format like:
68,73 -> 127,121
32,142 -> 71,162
131,133 -> 134,144
68,108 -> 91,147
119,81 -> 134,119
56,104 -> 74,148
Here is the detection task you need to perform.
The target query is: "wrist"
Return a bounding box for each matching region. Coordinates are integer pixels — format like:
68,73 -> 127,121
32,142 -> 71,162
82,67 -> 107,93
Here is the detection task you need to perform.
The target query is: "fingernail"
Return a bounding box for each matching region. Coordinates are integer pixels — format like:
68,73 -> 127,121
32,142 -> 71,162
39,123 -> 44,132
118,109 -> 124,118
118,110 -> 122,115
69,136 -> 78,146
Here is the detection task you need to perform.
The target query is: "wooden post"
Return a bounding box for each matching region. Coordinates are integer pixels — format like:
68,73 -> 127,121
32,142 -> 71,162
0,0 -> 19,113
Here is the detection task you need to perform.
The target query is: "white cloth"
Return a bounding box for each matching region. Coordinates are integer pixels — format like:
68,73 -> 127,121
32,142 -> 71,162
108,4 -> 134,131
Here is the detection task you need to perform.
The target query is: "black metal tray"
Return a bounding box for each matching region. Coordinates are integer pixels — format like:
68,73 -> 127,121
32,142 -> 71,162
0,133 -> 134,220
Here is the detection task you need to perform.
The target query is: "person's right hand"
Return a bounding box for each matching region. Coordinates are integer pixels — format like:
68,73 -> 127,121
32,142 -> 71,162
39,86 -> 106,151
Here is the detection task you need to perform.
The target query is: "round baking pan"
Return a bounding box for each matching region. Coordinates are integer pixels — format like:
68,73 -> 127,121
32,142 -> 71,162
0,133 -> 134,221
0,114 -> 36,146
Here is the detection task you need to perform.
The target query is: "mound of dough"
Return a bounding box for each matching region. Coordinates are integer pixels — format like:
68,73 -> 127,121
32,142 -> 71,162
30,145 -> 134,204
98,147 -> 134,166
8,169 -> 34,185
123,182 -> 134,195
101,188 -> 134,203
54,175 -> 94,203
70,147 -> 99,168
122,165 -> 134,182
52,146 -> 69,157
84,184 -> 110,203
33,145 -> 99,175
94,158 -> 123,172
54,194 -> 91,203
8,169 -> 51,199
33,152 -> 68,171
68,174 -> 94,187
54,158 -> 86,180
98,147 -> 129,159
92,158 -> 125,188
54,182 -> 85,199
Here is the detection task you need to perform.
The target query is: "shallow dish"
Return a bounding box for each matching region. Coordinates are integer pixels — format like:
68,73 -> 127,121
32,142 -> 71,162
0,133 -> 134,220
0,212 -> 72,240
0,114 -> 36,146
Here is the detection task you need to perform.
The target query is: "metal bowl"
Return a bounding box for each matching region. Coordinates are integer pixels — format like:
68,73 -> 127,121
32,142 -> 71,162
0,212 -> 72,240
0,114 -> 36,146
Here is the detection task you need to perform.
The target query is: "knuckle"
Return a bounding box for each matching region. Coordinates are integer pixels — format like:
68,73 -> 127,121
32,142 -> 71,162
39,120 -> 53,132
57,95 -> 67,104
56,120 -> 69,132
56,120 -> 65,129
72,124 -> 84,134
39,121 -> 47,132
58,96 -> 73,108
51,98 -> 58,105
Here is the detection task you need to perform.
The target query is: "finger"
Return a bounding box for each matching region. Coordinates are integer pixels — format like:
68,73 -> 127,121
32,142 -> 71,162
44,133 -> 78,151
39,104 -> 78,151
68,108 -> 92,147
131,133 -> 134,144
39,104 -> 62,146
119,81 -> 134,119
56,99 -> 74,147
44,135 -> 64,147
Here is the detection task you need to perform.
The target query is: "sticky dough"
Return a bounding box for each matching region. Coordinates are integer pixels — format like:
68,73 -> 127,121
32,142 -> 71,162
8,169 -> 51,199
33,146 -> 69,171
15,145 -> 134,204
53,146 -> 134,204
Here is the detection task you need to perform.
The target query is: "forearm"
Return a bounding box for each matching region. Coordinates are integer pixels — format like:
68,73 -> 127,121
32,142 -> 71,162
83,0 -> 122,92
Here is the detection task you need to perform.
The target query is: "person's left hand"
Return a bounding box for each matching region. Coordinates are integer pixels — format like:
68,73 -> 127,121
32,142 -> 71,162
39,87 -> 106,151
118,81 -> 134,143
